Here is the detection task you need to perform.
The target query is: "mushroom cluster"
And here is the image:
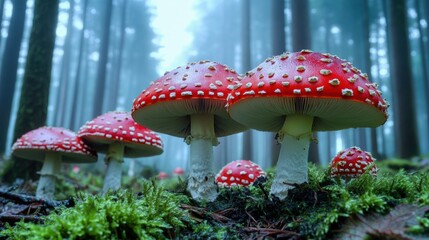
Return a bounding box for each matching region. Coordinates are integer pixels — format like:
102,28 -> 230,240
330,146 -> 378,178
215,160 -> 266,187
78,111 -> 163,193
131,60 -> 248,201
12,127 -> 97,199
227,50 -> 389,199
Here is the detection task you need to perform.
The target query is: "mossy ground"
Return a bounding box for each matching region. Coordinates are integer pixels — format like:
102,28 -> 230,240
1,161 -> 429,239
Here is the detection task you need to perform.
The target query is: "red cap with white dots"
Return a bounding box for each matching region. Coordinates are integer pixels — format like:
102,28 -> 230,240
215,160 -> 266,187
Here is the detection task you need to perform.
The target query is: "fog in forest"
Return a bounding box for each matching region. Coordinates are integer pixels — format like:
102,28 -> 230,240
0,0 -> 426,178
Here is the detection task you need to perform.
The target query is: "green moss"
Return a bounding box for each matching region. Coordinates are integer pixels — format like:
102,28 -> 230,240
1,181 -> 188,240
3,164 -> 429,239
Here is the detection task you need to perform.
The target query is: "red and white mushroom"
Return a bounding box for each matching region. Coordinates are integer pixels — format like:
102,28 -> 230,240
173,167 -> 185,176
215,160 -> 266,187
330,146 -> 378,178
131,61 -> 248,201
78,111 -> 163,193
12,127 -> 97,199
227,50 -> 389,199
158,171 -> 168,180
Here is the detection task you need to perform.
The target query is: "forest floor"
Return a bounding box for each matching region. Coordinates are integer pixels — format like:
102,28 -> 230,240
1,160 -> 429,239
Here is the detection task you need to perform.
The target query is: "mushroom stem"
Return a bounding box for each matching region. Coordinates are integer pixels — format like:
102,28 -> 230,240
187,113 -> 218,201
102,141 -> 124,194
36,152 -> 61,199
270,114 -> 314,200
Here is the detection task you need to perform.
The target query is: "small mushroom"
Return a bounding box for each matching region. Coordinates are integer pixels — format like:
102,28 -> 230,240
158,171 -> 168,180
78,111 -> 163,194
12,127 -> 97,199
215,160 -> 266,187
330,146 -> 378,179
173,167 -> 185,176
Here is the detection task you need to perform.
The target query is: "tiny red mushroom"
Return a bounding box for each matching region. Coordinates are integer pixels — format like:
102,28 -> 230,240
78,111 -> 163,193
173,167 -> 185,176
330,146 -> 378,178
158,171 -> 168,180
131,61 -> 248,201
12,127 -> 97,199
227,50 -> 389,199
215,160 -> 266,187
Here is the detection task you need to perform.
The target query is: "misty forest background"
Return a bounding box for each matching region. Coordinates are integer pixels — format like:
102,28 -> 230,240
0,0 -> 425,182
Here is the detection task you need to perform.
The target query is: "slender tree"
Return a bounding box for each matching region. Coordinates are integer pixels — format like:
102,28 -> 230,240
270,0 -> 285,166
54,0 -> 75,127
107,0 -> 127,110
70,0 -> 89,131
362,0 -> 380,158
386,0 -> 419,158
2,0 -> 59,182
241,0 -> 252,160
415,0 -> 429,143
0,0 -> 6,50
0,0 -> 27,156
92,0 -> 113,117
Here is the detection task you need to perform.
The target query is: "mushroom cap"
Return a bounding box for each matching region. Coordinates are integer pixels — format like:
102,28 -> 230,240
215,160 -> 266,187
78,111 -> 163,158
227,50 -> 389,132
158,171 -> 168,180
173,167 -> 185,175
131,60 -> 248,138
12,126 -> 97,163
330,146 -> 378,178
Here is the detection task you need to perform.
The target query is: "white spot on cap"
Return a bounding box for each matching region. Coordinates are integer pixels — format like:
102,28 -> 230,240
293,89 -> 301,94
342,88 -> 353,96
181,91 -> 192,96
169,92 -> 176,98
329,79 -> 340,86
308,76 -> 318,83
197,90 -> 204,96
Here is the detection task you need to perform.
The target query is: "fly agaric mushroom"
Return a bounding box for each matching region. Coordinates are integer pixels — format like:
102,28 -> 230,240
330,146 -> 378,178
173,167 -> 185,176
227,50 -> 389,200
215,160 -> 266,187
78,111 -> 163,193
12,127 -> 97,199
158,171 -> 168,180
131,60 -> 248,201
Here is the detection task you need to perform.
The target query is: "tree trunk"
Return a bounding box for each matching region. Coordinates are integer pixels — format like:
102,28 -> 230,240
92,0 -> 113,117
2,0 -> 59,183
0,0 -> 27,155
107,0 -> 127,110
54,0 -> 75,128
415,0 -> 429,144
0,0 -> 5,50
241,0 -> 252,160
270,0 -> 285,166
386,0 -> 419,158
70,0 -> 88,131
